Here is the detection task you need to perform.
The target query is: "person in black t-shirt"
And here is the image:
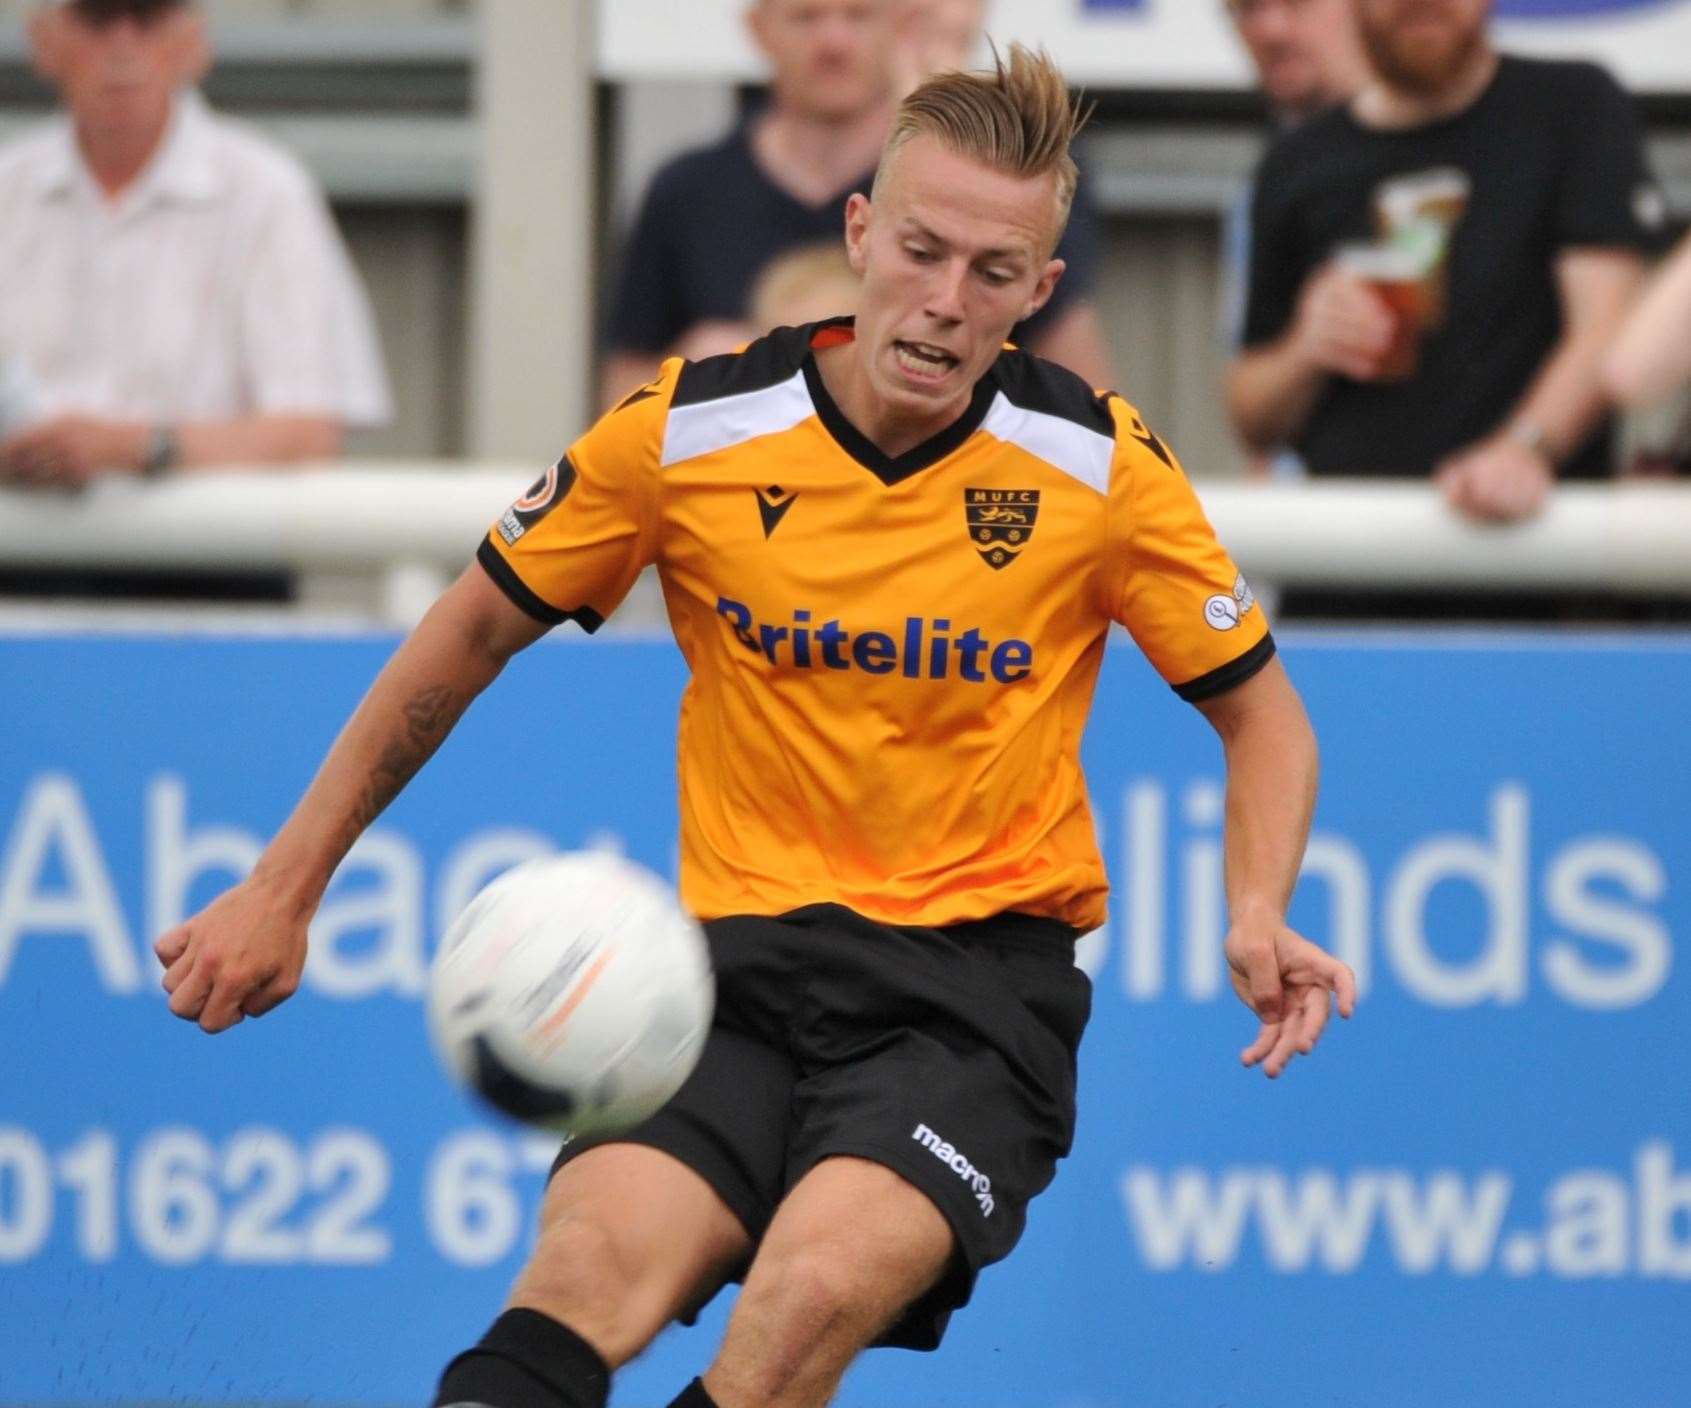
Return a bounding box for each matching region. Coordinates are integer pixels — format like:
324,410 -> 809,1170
1219,0 -> 1371,439
598,0 -> 1112,411
1228,0 -> 1663,524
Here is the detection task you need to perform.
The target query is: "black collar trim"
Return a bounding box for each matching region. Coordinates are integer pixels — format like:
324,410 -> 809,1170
801,333 -> 1000,487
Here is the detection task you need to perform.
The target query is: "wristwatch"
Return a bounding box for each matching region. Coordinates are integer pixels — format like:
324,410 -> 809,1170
141,424 -> 180,479
1505,417 -> 1555,464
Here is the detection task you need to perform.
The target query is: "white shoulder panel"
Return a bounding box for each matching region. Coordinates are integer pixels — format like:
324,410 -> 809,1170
980,391 -> 1113,496
661,368 -> 815,467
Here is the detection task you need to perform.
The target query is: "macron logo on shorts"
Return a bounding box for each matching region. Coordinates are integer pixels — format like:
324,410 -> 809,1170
912,1123 -> 995,1217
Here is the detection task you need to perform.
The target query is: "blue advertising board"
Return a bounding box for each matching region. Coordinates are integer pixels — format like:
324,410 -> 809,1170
2,629 -> 1688,1407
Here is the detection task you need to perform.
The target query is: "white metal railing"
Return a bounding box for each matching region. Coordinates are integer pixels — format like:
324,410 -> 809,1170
0,467 -> 525,570
1,467 -> 1689,625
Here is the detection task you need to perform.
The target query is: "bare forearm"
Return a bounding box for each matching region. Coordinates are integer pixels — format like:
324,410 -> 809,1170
1226,338 -> 1327,452
335,677 -> 467,854
251,641 -> 485,908
1204,664 -> 1319,921
251,572 -> 535,908
95,415 -> 344,471
1606,238 -> 1691,408
1507,250 -> 1648,459
1502,327 -> 1629,462
177,415 -> 343,467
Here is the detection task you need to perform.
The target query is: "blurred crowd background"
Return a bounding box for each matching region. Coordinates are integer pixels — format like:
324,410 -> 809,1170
0,0 -> 1688,616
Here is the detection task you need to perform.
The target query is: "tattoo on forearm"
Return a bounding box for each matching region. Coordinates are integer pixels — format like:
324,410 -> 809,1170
348,684 -> 462,838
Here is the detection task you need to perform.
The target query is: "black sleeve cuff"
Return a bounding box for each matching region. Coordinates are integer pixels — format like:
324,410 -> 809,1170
1173,632 -> 1276,703
475,539 -> 605,634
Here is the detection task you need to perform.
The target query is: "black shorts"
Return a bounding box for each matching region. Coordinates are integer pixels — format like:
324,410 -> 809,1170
551,902 -> 1092,1350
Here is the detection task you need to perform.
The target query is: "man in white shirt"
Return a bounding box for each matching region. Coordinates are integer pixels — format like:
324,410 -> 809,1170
0,0 -> 390,490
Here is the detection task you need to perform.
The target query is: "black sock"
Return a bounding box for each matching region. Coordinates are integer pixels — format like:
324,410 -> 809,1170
433,1307 -> 611,1408
664,1380 -> 720,1408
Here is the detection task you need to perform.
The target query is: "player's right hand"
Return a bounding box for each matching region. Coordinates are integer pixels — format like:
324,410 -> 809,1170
1292,264 -> 1398,383
1225,918 -> 1358,1079
154,877 -> 311,1035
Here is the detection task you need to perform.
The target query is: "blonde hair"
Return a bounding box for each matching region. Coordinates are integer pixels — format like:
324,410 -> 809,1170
872,42 -> 1090,244
749,242 -> 861,333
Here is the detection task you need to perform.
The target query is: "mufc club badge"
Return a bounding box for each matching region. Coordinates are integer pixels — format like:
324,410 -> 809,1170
964,488 -> 1040,571
497,457 -> 578,544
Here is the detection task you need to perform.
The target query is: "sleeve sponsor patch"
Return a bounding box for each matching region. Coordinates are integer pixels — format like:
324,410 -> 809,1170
1203,574 -> 1258,632
498,458 -> 579,544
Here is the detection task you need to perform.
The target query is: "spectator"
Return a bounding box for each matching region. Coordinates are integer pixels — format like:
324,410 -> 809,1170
1220,0 -> 1370,443
1606,227 -> 1691,415
0,0 -> 390,492
1227,0 -> 1371,128
1227,0 -> 1661,530
599,0 -> 1113,410
746,241 -> 861,333
892,0 -> 984,97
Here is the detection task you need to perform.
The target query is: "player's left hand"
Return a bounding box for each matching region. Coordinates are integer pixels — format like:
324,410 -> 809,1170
1434,435 -> 1554,523
0,415 -> 145,490
1225,918 -> 1357,1079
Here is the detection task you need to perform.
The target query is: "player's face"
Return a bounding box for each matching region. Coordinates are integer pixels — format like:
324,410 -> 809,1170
1229,0 -> 1364,117
750,0 -> 900,121
846,136 -> 1064,423
1353,0 -> 1491,96
30,5 -> 207,142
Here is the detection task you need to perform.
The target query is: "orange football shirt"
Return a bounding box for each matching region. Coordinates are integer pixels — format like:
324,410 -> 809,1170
479,321 -> 1271,931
